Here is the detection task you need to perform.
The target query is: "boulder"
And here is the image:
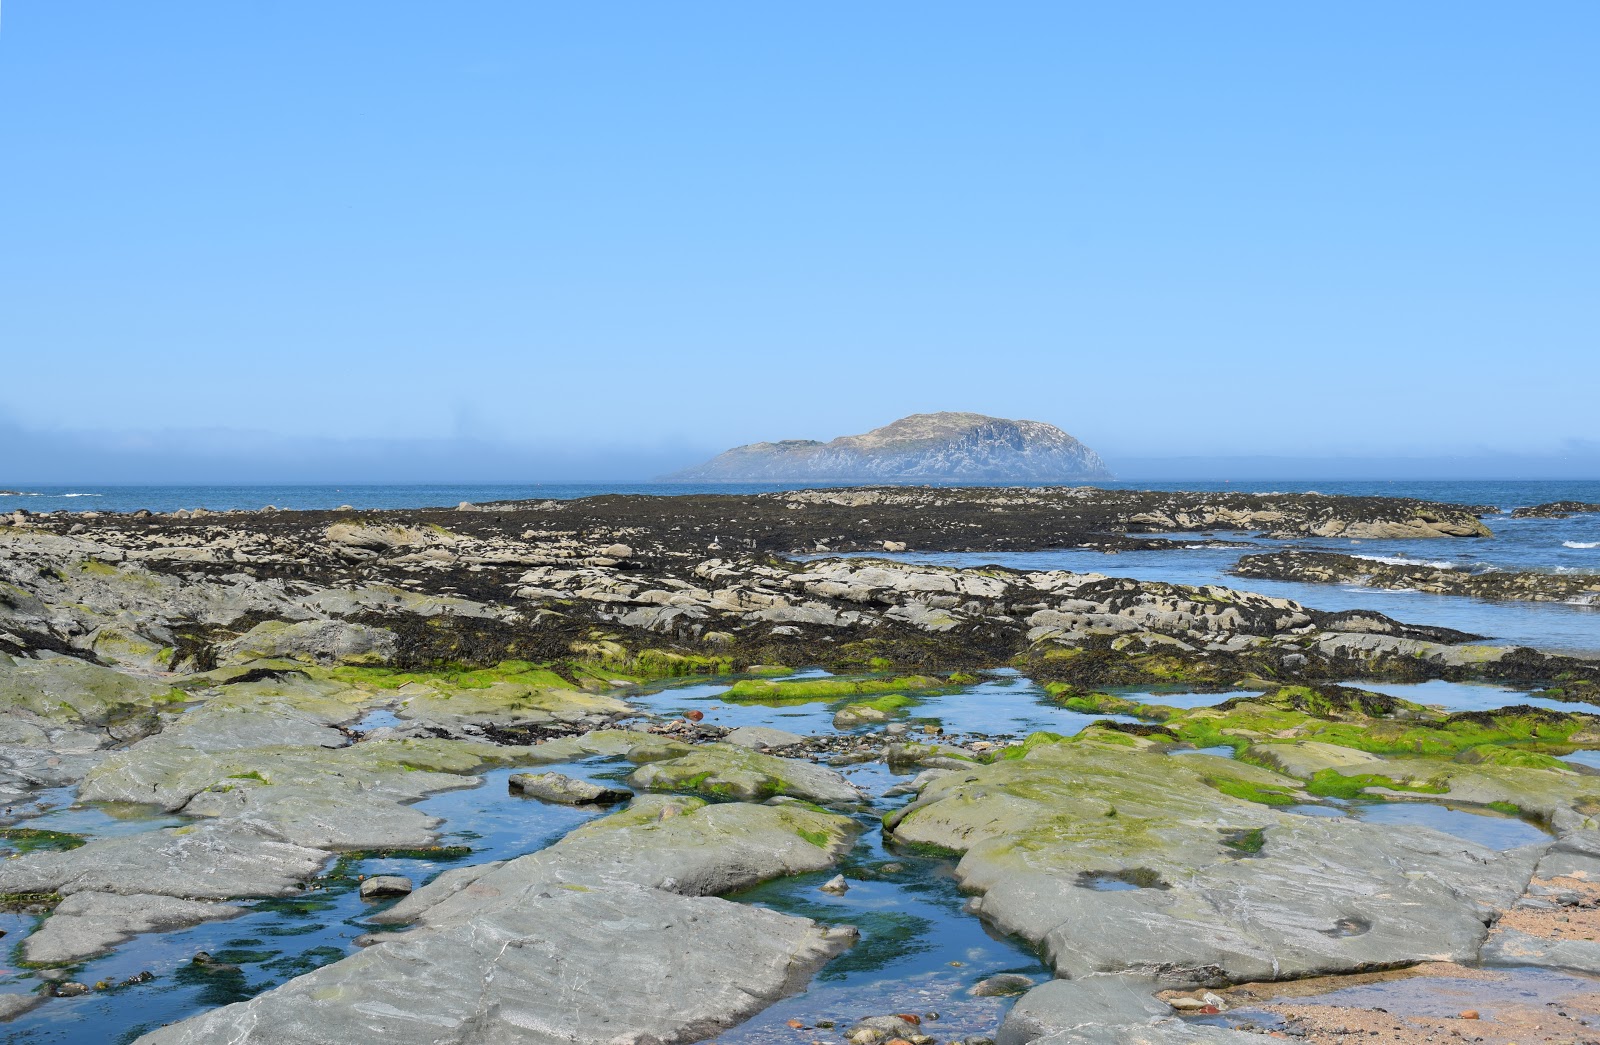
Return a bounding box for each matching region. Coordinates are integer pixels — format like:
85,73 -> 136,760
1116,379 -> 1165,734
359,876 -> 414,900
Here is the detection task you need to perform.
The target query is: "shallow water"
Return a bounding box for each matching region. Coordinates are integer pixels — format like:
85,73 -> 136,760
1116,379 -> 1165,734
1355,678 -> 1596,713
1285,799 -> 1549,851
631,671 -> 1146,742
716,779 -> 1048,1044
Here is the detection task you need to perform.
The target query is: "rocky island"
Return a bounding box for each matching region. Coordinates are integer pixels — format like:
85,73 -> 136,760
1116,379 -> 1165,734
663,413 -> 1113,482
0,485 -> 1597,1043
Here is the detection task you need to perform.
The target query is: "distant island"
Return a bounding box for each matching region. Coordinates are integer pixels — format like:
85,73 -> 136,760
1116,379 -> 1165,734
662,411 -> 1112,483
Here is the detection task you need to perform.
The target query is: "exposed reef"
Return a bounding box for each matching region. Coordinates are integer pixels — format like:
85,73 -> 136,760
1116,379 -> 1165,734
1234,549 -> 1600,604
1510,501 -> 1600,519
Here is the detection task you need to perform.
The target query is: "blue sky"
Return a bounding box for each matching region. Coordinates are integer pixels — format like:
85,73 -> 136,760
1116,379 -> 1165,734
1,2 -> 1596,480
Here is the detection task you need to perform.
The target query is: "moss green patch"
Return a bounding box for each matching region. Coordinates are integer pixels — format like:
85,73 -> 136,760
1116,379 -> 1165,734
1164,687 -> 1600,761
1486,801 -> 1523,816
1000,731 -> 1069,760
1223,827 -> 1267,854
1305,770 -> 1449,800
1205,776 -> 1298,806
0,828 -> 85,854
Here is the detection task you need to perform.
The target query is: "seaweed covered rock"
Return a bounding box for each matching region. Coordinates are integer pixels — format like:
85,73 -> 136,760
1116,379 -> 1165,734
886,731 -> 1538,986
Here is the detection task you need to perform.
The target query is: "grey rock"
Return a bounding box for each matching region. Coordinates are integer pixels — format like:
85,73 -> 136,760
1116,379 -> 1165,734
1480,928 -> 1600,975
723,726 -> 806,750
359,875 -> 414,899
971,973 -> 1039,998
23,892 -> 244,964
508,772 -> 632,805
216,619 -> 397,666
0,992 -> 45,1022
998,978 -> 1172,1045
0,820 -> 328,900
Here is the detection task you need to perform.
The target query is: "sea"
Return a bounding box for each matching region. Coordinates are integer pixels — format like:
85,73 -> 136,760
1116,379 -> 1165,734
4,478 -> 1599,653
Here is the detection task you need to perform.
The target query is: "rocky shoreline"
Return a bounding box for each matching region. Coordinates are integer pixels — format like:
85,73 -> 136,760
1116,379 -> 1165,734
0,486 -> 1596,1041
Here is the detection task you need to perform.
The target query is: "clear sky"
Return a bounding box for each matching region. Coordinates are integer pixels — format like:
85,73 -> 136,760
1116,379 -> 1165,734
1,2 -> 1596,481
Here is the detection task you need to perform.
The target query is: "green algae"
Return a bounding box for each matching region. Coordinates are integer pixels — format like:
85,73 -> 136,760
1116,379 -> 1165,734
1223,827 -> 1267,854
0,828 -> 85,854
1204,776 -> 1299,806
1304,770 -> 1450,800
1162,686 -> 1600,761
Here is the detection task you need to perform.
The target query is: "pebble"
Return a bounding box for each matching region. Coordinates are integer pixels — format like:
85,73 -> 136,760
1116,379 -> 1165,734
820,874 -> 850,895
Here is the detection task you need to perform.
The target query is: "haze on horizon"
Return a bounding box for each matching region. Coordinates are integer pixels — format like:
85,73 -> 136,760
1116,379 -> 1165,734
2,3 -> 1596,483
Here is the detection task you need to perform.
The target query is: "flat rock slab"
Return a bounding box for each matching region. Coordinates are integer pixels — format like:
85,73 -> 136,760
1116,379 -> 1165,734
508,771 -> 632,805
1481,928 -> 1600,975
136,884 -> 853,1045
723,726 -> 806,750
23,892 -> 244,964
0,820 -> 327,900
181,780 -> 443,850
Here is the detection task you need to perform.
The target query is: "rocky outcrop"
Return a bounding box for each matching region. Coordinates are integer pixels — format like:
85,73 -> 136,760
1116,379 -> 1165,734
663,412 -> 1112,482
1235,550 -> 1600,604
1510,501 -> 1600,519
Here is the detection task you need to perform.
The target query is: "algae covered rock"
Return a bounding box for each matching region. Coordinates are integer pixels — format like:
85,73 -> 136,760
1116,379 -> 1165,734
0,652 -> 178,726
626,742 -> 863,806
887,732 -> 1538,987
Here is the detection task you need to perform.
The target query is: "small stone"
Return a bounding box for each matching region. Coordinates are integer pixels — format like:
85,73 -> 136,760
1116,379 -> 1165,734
359,875 -> 414,899
602,544 -> 633,559
971,973 -> 1036,997
51,982 -> 90,997
685,710 -> 705,722
1460,1011 -> 1480,1020
820,874 -> 849,895
1168,997 -> 1208,1011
